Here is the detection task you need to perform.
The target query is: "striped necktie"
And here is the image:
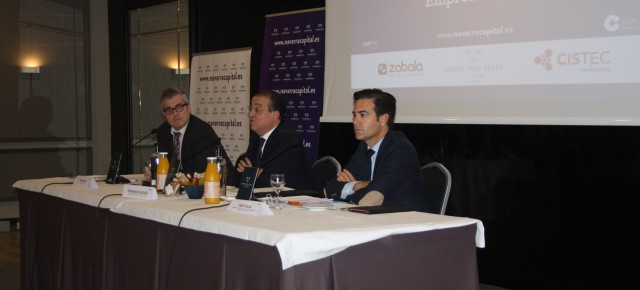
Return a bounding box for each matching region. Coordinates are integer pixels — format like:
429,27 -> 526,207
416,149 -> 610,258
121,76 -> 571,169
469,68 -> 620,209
173,132 -> 181,160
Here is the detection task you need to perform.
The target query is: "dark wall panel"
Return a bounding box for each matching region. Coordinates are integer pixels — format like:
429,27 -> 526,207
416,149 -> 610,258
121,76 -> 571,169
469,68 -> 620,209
192,0 -> 324,93
320,122 -> 640,289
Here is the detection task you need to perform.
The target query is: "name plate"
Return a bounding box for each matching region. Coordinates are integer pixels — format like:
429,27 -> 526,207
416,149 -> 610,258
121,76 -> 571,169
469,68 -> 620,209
122,184 -> 158,200
226,199 -> 273,216
73,176 -> 98,189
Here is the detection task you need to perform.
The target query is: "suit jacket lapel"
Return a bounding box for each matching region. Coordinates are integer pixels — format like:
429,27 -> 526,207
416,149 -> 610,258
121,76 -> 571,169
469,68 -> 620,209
371,132 -> 393,179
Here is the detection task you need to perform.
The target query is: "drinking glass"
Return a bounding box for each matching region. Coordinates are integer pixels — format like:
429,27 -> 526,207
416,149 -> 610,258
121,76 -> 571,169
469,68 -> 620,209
270,174 -> 286,210
214,145 -> 227,198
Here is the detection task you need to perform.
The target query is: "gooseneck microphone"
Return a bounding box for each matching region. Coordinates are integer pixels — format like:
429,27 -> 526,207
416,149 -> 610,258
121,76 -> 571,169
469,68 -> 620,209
130,128 -> 158,149
259,138 -> 299,168
111,128 -> 158,184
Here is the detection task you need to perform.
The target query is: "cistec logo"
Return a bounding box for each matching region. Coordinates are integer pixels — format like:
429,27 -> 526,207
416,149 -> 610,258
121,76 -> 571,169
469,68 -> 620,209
534,49 -> 553,71
534,48 -> 611,72
377,60 -> 424,75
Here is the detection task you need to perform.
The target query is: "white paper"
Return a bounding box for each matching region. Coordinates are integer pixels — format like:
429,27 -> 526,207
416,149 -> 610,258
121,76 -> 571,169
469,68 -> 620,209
226,199 -> 273,216
73,176 -> 98,189
122,184 -> 158,200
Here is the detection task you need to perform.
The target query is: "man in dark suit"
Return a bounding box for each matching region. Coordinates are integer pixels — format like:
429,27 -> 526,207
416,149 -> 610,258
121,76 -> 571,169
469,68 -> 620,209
234,90 -> 315,191
325,89 -> 427,211
153,88 -> 233,183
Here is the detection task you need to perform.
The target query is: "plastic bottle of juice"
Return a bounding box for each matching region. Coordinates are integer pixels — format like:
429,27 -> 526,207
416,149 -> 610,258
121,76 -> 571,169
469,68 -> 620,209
156,152 -> 169,194
204,157 -> 221,204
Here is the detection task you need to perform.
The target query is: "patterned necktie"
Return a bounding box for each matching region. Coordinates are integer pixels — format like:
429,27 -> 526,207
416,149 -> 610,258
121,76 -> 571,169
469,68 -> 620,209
255,137 -> 266,167
366,149 -> 375,180
173,132 -> 181,160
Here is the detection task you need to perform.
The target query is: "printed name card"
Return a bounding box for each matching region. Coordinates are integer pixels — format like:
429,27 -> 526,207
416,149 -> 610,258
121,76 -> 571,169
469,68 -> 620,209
73,176 -> 98,189
122,184 -> 158,200
226,199 -> 273,216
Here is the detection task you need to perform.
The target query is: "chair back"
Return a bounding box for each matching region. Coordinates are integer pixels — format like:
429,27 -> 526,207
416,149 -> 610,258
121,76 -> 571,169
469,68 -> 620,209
422,162 -> 452,215
312,156 -> 341,197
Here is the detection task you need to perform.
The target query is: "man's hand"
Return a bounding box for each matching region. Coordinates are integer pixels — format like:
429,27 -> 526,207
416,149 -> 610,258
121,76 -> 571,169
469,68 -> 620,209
236,157 -> 253,173
336,168 -> 356,182
236,157 -> 264,176
337,169 -> 369,191
353,181 -> 370,191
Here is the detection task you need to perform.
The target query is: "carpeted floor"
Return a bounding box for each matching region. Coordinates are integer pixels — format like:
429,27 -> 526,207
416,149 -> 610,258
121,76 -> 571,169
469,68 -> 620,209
0,220 -> 20,290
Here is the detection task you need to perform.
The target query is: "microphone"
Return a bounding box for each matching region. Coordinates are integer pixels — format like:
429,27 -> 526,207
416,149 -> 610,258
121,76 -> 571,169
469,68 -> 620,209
259,138 -> 299,168
113,128 -> 158,184
178,139 -> 221,164
130,128 -> 158,149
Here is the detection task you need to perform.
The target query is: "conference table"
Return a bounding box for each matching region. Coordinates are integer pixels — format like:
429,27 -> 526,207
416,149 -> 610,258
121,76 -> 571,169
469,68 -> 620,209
14,175 -> 485,290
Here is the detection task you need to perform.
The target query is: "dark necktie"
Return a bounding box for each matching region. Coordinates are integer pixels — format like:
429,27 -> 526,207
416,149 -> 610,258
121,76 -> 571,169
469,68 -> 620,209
255,137 -> 266,167
173,132 -> 181,161
366,149 -> 375,180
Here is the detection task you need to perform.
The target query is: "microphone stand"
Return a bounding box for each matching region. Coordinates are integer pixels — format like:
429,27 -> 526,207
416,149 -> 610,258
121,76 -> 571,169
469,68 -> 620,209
123,128 -> 158,178
131,128 -> 159,149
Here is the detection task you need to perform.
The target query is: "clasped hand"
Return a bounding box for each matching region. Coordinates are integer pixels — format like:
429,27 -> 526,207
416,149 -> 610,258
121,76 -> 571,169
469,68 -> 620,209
336,169 -> 370,191
236,157 -> 264,176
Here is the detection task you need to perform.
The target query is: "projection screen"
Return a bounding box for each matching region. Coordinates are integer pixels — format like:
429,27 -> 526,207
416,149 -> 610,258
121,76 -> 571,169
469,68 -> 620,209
322,0 -> 640,125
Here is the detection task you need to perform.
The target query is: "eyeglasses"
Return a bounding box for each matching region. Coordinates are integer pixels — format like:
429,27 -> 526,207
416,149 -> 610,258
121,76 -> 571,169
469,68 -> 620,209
162,103 -> 188,114
248,106 -> 270,114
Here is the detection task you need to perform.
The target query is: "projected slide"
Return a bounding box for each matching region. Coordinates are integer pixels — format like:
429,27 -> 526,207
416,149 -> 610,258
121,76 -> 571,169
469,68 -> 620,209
324,0 -> 640,125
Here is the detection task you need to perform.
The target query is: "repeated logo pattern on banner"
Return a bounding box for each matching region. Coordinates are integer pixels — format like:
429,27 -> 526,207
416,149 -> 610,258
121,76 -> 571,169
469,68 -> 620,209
259,9 -> 325,163
189,48 -> 252,165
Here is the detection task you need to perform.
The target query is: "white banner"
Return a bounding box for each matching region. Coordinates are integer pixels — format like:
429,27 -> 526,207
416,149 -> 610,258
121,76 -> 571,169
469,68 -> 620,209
189,48 -> 252,165
352,35 -> 640,88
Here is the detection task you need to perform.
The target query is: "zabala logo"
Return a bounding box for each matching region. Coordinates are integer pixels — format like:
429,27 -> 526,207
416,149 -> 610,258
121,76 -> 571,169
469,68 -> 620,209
377,60 -> 424,75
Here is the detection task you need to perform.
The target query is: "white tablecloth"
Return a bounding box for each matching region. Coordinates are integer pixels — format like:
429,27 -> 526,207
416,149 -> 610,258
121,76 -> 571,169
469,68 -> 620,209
13,176 -> 485,269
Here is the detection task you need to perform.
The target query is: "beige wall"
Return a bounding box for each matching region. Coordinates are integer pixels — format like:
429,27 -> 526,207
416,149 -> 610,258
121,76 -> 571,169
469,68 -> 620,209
0,0 -> 110,198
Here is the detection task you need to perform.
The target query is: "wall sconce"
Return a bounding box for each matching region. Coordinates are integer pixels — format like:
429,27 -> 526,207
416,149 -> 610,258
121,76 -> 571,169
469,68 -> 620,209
21,66 -> 40,74
173,68 -> 189,75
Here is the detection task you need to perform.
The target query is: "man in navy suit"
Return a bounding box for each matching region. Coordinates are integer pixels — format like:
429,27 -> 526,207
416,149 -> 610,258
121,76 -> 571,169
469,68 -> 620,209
153,88 -> 233,183
325,89 -> 427,211
233,90 -> 315,191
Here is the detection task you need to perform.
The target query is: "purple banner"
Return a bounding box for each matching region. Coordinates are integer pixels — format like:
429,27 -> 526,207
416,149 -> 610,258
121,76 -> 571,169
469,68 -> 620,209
259,9 -> 325,163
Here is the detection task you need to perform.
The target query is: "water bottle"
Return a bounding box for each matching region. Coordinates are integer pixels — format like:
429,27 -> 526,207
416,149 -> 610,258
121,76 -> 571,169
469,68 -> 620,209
214,145 -> 227,198
149,143 -> 159,187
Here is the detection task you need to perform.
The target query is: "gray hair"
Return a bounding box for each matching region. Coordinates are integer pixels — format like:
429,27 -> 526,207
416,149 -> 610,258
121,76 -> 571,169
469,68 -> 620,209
160,88 -> 189,110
